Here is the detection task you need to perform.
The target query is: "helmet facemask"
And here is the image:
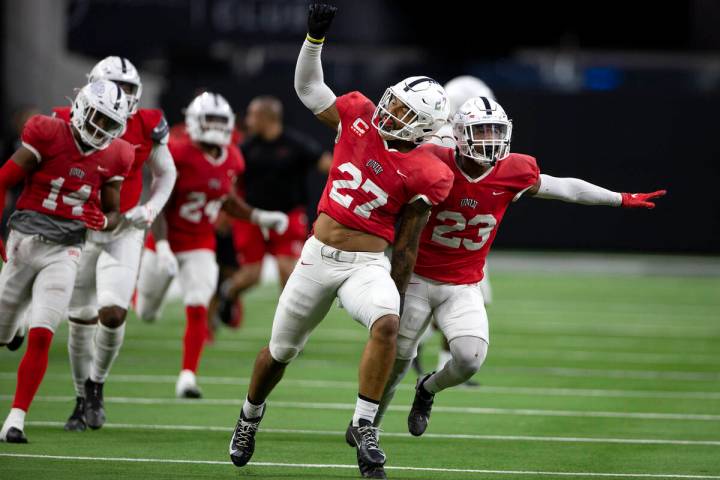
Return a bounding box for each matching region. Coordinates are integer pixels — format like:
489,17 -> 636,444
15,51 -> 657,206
71,83 -> 128,150
115,80 -> 142,115
372,89 -> 421,142
195,112 -> 234,146
458,122 -> 512,166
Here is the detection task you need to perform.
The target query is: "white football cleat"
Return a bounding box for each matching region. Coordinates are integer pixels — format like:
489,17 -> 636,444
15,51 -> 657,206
176,369 -> 202,399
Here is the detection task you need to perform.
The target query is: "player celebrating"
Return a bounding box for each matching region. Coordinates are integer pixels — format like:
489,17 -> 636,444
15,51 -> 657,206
54,56 -> 178,432
227,4 -> 453,479
369,96 -> 666,439
134,92 -> 288,398
0,80 -> 134,443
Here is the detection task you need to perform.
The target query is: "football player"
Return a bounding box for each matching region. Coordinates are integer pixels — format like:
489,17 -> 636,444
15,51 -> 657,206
227,4 -> 454,479
0,80 -> 134,443
134,92 -> 288,398
53,57 -> 178,433
371,96 -> 666,439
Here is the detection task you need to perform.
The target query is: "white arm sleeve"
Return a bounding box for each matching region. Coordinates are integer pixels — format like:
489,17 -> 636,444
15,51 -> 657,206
144,138 -> 177,212
294,39 -> 337,114
533,174 -> 622,206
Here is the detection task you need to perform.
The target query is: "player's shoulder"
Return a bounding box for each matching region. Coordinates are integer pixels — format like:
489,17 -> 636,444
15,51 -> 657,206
500,152 -> 539,175
135,108 -> 169,142
403,145 -> 455,202
336,90 -> 375,117
22,114 -> 66,142
227,144 -> 246,172
51,106 -> 72,122
104,137 -> 135,157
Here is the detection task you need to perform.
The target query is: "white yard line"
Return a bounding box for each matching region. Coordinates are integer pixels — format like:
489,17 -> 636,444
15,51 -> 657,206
23,421 -> 720,446
0,453 -> 718,479
5,395 -> 720,421
3,372 -> 719,400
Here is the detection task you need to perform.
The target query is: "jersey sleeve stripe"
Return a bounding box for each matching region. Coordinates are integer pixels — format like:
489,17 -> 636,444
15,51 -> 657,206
512,185 -> 534,202
106,175 -> 125,183
409,193 -> 432,205
21,142 -> 41,162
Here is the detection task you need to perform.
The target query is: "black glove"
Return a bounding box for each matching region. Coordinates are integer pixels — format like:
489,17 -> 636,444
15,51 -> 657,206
307,3 -> 337,41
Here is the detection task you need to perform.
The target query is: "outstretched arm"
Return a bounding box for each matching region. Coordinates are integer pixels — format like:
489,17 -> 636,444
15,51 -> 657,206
526,174 -> 665,209
222,195 -> 289,235
125,138 -> 177,229
294,3 -> 340,129
391,200 -> 432,312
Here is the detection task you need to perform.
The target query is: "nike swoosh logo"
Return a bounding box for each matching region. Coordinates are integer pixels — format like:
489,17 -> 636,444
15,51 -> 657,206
97,166 -> 109,172
300,261 -> 313,266
492,191 -> 506,196
396,169 -> 408,178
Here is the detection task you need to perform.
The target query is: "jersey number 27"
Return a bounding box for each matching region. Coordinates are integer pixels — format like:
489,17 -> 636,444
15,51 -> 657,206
329,162 -> 388,219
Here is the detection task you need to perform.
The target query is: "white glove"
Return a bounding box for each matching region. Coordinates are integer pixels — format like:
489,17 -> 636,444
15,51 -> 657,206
155,240 -> 178,277
250,209 -> 289,235
124,204 -> 158,229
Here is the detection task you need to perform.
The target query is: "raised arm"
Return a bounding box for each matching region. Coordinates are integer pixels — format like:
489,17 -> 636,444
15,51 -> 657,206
526,174 -> 666,209
391,200 -> 432,311
294,4 -> 340,129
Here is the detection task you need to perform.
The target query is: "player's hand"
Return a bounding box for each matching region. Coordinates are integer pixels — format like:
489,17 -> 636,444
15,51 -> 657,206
0,238 -> 6,263
82,206 -> 108,231
307,3 -> 337,41
155,239 -> 178,277
621,190 -> 666,209
251,209 -> 289,235
124,204 -> 158,229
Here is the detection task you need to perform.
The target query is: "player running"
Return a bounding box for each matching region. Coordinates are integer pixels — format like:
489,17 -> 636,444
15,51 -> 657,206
134,92 -> 288,398
0,80 -> 134,443
368,96 -> 666,440
53,56 -> 178,433
227,4 -> 454,479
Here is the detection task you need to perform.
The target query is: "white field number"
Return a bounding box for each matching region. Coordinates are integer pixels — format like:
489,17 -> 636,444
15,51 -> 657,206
431,210 -> 497,250
42,177 -> 92,216
179,192 -> 223,223
329,162 -> 388,219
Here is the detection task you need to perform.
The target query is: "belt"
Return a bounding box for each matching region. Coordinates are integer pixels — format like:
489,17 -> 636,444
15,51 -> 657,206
320,245 -> 359,263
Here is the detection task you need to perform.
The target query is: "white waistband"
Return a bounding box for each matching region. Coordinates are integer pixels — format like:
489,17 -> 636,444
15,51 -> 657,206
308,235 -> 387,264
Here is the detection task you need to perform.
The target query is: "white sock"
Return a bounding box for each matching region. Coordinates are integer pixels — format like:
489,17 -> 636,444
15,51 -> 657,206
68,322 -> 96,397
242,397 -> 265,420
437,349 -> 452,371
90,323 -> 125,383
1,408 -> 26,436
352,395 -> 379,426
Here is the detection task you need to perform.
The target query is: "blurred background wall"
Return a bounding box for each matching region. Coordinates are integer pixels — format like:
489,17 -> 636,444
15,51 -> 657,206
2,0 -> 718,253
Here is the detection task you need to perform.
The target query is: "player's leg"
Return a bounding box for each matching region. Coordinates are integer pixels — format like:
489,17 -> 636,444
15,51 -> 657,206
269,207 -> 307,288
408,282 -> 489,436
371,274 -> 433,428
174,249 -> 218,398
65,241 -> 101,432
229,236 -> 339,467
0,231 -> 36,346
86,227 -> 144,429
134,248 -> 173,322
337,256 -> 401,470
1,241 -> 80,443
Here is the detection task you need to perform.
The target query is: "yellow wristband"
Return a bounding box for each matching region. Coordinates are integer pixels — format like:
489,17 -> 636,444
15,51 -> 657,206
306,34 -> 325,44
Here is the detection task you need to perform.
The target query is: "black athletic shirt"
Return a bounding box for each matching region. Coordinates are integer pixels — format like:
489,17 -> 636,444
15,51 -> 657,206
240,129 -> 322,212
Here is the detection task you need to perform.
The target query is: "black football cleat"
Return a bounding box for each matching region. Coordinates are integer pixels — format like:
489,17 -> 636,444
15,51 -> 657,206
84,378 -> 106,430
346,419 -> 386,467
3,427 -> 28,443
229,409 -> 264,467
408,373 -> 435,437
6,333 -> 25,351
357,449 -> 387,479
64,396 -> 87,432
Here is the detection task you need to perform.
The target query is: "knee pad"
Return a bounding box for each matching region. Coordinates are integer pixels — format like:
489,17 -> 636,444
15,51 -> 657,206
268,341 -> 300,364
449,336 -> 488,378
395,333 -> 419,361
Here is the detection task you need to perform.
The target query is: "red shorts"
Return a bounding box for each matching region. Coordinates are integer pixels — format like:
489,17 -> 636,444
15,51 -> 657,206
232,207 -> 308,264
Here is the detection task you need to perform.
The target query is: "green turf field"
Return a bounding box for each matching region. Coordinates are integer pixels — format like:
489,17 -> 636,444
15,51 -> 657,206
1,271 -> 719,479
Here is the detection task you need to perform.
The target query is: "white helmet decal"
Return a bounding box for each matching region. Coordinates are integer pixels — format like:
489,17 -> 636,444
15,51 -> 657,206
371,76 -> 450,144
88,56 -> 143,115
185,92 -> 235,147
453,96 -> 512,166
71,79 -> 129,150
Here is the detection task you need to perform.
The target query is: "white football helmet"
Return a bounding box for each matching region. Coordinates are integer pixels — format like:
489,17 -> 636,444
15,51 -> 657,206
372,76 -> 449,143
185,92 -> 235,147
71,79 -> 129,150
453,96 -> 512,166
88,56 -> 143,115
444,75 -> 495,114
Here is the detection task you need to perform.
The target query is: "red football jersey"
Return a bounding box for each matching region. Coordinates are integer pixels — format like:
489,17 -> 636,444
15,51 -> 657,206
16,115 -> 134,220
315,91 -> 453,244
414,151 -> 540,284
161,139 -> 245,253
54,107 -> 168,213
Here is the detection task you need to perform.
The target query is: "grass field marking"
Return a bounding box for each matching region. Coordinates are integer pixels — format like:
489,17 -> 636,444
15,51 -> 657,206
24,421 -> 720,446
4,373 -> 720,399
7,395 -> 720,421
1,453 -> 719,479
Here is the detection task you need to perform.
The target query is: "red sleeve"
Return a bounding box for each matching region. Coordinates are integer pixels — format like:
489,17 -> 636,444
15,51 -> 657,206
107,140 -> 135,182
52,106 -> 71,122
408,154 -> 454,205
139,109 -> 169,143
20,115 -> 61,162
230,145 -> 246,175
336,91 -> 375,124
510,154 -> 540,191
